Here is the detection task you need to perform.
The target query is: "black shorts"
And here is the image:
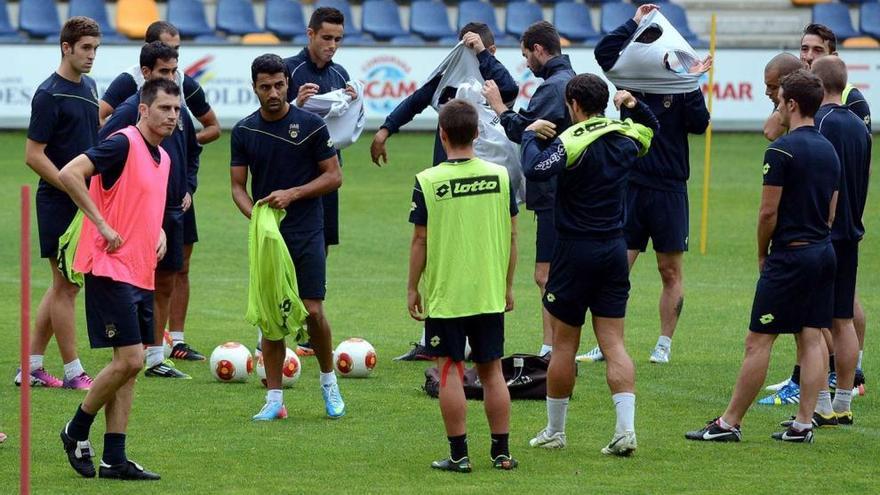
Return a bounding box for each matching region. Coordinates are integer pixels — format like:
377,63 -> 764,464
157,208 -> 185,272
183,203 -> 199,245
283,229 -> 326,300
322,191 -> 339,246
625,183 -> 689,253
543,237 -> 630,326
749,241 -> 836,334
832,240 -> 859,319
534,209 -> 557,263
36,190 -> 78,259
84,274 -> 154,348
424,313 -> 504,363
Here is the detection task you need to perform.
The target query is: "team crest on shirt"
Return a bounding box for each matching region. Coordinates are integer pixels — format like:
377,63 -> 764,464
663,95 -> 673,108
289,123 -> 299,139
763,163 -> 771,175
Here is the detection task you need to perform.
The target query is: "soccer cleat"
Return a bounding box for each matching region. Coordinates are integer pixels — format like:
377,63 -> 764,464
649,345 -> 670,364
169,342 -> 206,361
393,342 -> 433,362
431,456 -> 472,473
828,372 -> 837,390
491,455 -> 518,470
98,459 -> 160,480
529,428 -> 567,449
575,346 -> 604,363
779,412 -> 838,428
252,402 -> 288,421
60,424 -> 95,478
685,418 -> 742,442
144,359 -> 191,379
63,372 -> 93,390
765,377 -> 791,392
835,410 -> 853,425
601,431 -> 637,456
854,368 -> 866,388
15,367 -> 63,388
757,381 -> 800,405
321,382 -> 346,418
771,427 -> 814,443
295,342 -> 316,357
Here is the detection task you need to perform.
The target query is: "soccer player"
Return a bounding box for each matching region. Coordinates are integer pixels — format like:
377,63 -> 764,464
586,3 -> 711,364
521,75 -> 657,455
58,78 -> 180,480
19,16 -> 101,390
762,53 -> 804,140
686,70 -> 839,444
231,54 -> 345,420
483,20 -> 575,358
101,41 -> 200,378
407,99 -> 518,472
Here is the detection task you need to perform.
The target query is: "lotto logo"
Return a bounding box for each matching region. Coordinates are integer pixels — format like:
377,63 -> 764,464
433,176 -> 500,201
760,313 -> 775,325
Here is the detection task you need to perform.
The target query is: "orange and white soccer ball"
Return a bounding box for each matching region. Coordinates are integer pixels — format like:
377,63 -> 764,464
255,347 -> 301,388
209,342 -> 253,383
333,338 -> 377,378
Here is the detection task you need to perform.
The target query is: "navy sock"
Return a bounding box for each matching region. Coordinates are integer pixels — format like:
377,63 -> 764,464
68,404 -> 96,441
490,433 -> 509,459
448,434 -> 468,461
790,365 -> 801,386
829,354 -> 836,373
102,433 -> 127,466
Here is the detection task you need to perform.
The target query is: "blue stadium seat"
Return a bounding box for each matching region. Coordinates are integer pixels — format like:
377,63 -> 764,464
812,3 -> 860,41
168,0 -> 215,38
68,0 -> 128,43
600,2 -> 635,34
19,0 -> 60,38
0,0 -> 24,42
553,2 -> 601,43
458,1 -> 517,46
862,3 -> 880,39
216,0 -> 261,36
506,2 -> 542,39
315,0 -> 371,44
265,0 -> 308,42
657,2 -> 707,48
362,0 -> 407,40
410,1 -> 456,41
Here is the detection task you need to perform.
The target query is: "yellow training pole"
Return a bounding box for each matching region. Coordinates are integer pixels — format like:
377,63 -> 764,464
699,14 -> 717,255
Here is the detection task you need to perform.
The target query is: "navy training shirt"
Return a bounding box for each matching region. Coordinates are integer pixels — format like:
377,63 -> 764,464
102,70 -> 212,118
27,72 -> 100,198
84,131 -> 163,190
230,105 -> 338,233
815,104 -> 872,241
845,87 -> 871,132
763,126 -> 840,247
284,48 -> 351,102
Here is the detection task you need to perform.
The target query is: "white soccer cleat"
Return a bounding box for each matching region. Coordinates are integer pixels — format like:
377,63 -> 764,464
529,428 -> 567,449
765,377 -> 791,392
649,345 -> 670,364
576,346 -> 604,363
601,430 -> 637,456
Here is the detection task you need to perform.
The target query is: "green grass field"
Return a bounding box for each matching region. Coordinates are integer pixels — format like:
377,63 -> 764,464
0,131 -> 877,494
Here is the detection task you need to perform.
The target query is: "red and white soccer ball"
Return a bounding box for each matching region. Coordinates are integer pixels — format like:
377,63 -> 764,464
209,342 -> 253,383
255,347 -> 301,388
333,338 -> 377,378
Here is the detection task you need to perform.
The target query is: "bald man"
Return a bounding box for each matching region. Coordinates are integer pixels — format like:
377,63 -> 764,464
762,53 -> 803,141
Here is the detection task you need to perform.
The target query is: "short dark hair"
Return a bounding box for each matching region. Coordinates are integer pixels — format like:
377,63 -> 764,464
141,78 -> 180,106
459,22 -> 494,48
309,7 -> 344,32
803,23 -> 836,54
811,55 -> 847,95
780,69 -> 824,118
60,16 -> 100,49
439,99 -> 478,147
521,21 -> 561,56
140,41 -> 178,71
565,74 -> 609,116
145,21 -> 179,43
251,53 -> 289,83
765,52 -> 803,78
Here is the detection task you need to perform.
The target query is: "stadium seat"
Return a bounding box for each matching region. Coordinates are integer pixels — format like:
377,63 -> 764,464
812,3 -> 860,41
841,36 -> 879,47
362,0 -> 408,40
656,2 -> 708,48
242,32 -> 281,44
68,0 -> 128,43
18,0 -> 60,38
116,0 -> 160,39
791,0 -> 831,5
216,0 -> 262,36
601,2 -> 636,34
505,2 -> 543,39
458,1 -> 517,46
553,2 -> 601,43
265,0 -> 309,42
860,2 -> 880,40
0,0 -> 24,42
168,0 -> 215,39
410,1 -> 456,41
315,0 -> 371,44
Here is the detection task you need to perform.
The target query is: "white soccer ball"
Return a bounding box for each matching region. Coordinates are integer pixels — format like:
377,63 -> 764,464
333,338 -> 377,378
255,347 -> 301,388
209,342 -> 253,383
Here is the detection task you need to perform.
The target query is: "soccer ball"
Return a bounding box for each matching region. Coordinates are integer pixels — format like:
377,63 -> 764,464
162,330 -> 173,359
209,342 -> 253,383
255,347 -> 301,388
333,338 -> 377,378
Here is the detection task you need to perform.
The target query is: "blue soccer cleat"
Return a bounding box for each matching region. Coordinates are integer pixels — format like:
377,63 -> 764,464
828,371 -> 837,390
322,382 -> 346,419
758,381 -> 800,405
252,402 -> 288,421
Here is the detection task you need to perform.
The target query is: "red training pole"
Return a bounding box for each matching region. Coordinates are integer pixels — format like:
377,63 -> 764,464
20,185 -> 31,495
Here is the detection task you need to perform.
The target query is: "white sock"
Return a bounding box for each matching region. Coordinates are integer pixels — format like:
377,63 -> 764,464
832,388 -> 853,413
170,331 -> 185,345
29,355 -> 44,370
266,389 -> 283,404
815,390 -> 833,415
546,396 -> 569,435
718,417 -> 735,430
320,371 -> 337,387
539,344 -> 552,357
63,359 -> 85,380
419,328 -> 426,347
612,392 -> 636,434
146,346 -> 165,368
857,350 -> 863,370
792,420 -> 812,432
656,336 -> 672,349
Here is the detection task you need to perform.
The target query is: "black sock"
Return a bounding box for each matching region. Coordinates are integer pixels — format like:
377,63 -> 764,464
447,434 -> 468,461
829,354 -> 836,373
67,404 -> 96,441
102,433 -> 127,466
791,365 -> 801,386
490,433 -> 510,459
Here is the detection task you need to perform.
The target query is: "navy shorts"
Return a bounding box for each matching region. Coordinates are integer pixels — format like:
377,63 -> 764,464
157,208 -> 184,272
183,203 -> 199,245
534,209 -> 558,263
543,237 -> 631,326
424,313 -> 504,363
322,191 -> 339,246
749,241 -> 836,334
832,240 -> 859,319
84,274 -> 154,348
625,183 -> 689,253
36,190 -> 78,259
283,229 -> 326,300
